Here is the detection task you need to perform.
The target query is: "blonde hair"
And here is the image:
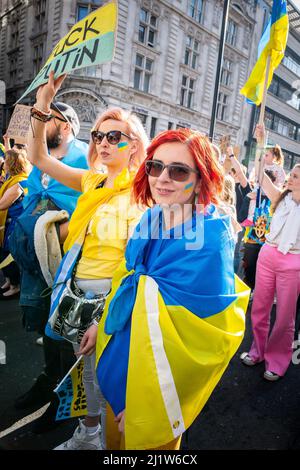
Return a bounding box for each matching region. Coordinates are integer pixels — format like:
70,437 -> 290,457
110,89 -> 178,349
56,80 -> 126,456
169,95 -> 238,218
272,164 -> 300,212
211,143 -> 222,162
221,174 -> 236,206
4,149 -> 31,176
88,107 -> 149,170
268,144 -> 284,166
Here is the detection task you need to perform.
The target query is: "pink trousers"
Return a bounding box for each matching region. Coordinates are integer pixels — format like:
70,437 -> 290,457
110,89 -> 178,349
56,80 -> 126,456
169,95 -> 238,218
249,244 -> 300,376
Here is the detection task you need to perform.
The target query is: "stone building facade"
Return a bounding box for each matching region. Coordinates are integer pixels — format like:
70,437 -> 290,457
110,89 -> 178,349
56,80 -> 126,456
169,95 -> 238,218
0,0 -> 276,162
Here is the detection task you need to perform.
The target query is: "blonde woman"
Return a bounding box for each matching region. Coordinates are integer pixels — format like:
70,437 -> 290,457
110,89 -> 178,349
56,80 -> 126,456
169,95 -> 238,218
27,71 -> 149,449
0,150 -> 30,298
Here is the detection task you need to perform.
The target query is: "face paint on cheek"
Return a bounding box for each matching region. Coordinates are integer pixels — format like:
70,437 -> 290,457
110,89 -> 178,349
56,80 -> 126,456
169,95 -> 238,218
117,142 -> 129,152
184,182 -> 193,193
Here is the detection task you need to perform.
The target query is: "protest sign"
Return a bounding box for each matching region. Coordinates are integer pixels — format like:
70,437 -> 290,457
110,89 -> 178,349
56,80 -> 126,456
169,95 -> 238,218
17,1 -> 117,103
6,105 -> 31,144
54,355 -> 87,421
219,134 -> 231,155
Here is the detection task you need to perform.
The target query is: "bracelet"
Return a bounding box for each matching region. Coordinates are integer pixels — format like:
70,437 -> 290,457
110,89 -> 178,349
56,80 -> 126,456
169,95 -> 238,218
33,104 -> 51,115
31,108 -> 53,123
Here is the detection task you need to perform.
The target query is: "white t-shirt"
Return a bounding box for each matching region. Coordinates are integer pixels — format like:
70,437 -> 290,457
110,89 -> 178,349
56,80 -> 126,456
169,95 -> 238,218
266,193 -> 300,254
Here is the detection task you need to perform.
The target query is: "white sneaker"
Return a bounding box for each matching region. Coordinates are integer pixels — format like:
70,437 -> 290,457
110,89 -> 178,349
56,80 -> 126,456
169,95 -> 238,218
263,370 -> 280,382
36,337 -> 43,346
54,420 -> 102,450
240,352 -> 256,366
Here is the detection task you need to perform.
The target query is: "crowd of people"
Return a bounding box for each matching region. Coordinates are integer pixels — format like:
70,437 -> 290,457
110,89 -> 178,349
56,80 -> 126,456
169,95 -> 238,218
0,71 -> 299,450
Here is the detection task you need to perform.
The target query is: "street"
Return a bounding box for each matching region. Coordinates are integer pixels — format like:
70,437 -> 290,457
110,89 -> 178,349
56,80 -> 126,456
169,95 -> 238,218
0,296 -> 300,450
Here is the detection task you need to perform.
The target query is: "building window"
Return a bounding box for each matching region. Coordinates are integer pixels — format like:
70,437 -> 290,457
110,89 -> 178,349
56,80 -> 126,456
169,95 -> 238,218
9,55 -> 18,84
220,58 -> 232,86
269,75 -> 300,110
138,8 -> 157,48
168,122 -> 174,130
184,36 -> 199,70
264,110 -> 274,130
188,0 -> 203,23
274,115 -> 297,140
180,75 -> 195,108
134,54 -> 153,93
256,107 -> 300,142
11,15 -> 20,49
226,20 -> 237,47
282,48 -> 300,77
33,44 -> 44,76
76,1 -> 103,21
150,117 -> 157,139
217,92 -> 228,121
34,0 -> 47,32
135,112 -> 148,130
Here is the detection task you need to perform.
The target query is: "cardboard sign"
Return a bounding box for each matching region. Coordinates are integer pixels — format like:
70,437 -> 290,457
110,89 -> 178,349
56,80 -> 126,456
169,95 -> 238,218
219,135 -> 231,155
6,105 -> 31,144
17,1 -> 117,103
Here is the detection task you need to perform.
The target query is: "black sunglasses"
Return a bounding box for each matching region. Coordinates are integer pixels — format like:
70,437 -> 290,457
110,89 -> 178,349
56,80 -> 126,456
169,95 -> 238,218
145,160 -> 200,182
91,130 -> 131,145
51,114 -> 67,123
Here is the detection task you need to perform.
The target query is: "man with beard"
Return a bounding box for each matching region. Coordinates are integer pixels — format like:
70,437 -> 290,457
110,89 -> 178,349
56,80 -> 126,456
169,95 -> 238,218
8,102 -> 89,433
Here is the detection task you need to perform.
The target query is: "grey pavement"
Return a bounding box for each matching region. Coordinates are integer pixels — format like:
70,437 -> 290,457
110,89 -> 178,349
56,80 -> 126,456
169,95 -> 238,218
0,296 -> 300,450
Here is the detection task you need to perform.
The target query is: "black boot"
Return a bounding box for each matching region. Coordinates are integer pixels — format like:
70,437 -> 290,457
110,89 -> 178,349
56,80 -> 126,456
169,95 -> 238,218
14,373 -> 55,410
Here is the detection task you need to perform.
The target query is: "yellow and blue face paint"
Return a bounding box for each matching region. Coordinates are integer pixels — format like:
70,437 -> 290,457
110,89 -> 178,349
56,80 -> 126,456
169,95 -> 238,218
184,182 -> 193,193
118,142 -> 128,152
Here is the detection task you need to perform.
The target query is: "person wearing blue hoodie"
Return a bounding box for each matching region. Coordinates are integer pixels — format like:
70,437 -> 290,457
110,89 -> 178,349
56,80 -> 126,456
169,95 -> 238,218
9,101 -> 89,433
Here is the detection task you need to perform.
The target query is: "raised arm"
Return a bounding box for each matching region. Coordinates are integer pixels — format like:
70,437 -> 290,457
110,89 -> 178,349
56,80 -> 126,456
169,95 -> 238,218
254,124 -> 281,203
260,171 -> 281,204
27,71 -> 85,192
0,184 -> 23,210
226,146 -> 248,188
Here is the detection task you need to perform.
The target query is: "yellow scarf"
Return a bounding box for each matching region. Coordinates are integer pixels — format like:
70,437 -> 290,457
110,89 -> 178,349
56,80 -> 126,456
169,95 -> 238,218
0,173 -> 28,246
63,168 -> 135,253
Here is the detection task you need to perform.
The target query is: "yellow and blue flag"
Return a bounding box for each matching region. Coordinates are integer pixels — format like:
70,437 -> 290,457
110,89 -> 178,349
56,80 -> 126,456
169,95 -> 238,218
54,356 -> 87,421
240,0 -> 289,105
96,206 -> 250,449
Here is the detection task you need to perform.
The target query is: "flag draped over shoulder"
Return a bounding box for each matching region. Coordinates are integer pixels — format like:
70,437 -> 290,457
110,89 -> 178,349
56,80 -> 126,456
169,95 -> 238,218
0,173 -> 28,246
45,168 -> 134,341
240,0 -> 289,105
96,206 -> 250,450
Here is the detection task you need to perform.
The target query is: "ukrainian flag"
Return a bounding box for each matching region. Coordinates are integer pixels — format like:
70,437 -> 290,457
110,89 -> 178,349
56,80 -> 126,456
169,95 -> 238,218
240,0 -> 289,105
96,206 -> 250,450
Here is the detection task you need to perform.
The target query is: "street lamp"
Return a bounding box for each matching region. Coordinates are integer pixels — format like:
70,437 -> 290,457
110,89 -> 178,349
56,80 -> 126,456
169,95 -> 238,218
209,0 -> 230,142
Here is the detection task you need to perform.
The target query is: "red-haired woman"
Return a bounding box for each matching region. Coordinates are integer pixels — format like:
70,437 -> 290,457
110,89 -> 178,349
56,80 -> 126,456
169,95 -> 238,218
93,129 -> 249,450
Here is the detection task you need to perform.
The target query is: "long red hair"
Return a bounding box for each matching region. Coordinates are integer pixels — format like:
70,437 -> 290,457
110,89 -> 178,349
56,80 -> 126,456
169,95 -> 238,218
133,129 -> 224,207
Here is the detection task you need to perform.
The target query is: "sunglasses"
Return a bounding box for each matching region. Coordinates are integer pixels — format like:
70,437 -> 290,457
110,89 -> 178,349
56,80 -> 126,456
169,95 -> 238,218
51,114 -> 67,123
145,160 -> 200,182
91,130 -> 131,145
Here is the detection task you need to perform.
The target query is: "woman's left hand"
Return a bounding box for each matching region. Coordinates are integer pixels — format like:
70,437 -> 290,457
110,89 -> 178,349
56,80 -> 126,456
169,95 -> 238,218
35,70 -> 67,111
78,324 -> 98,356
115,410 -> 125,434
